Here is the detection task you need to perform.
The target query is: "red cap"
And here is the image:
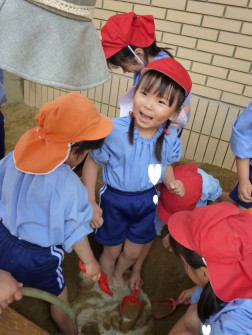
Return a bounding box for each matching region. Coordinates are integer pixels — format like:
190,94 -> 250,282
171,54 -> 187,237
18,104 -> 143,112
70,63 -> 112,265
158,164 -> 202,223
101,12 -> 155,59
142,58 -> 192,97
168,202 -> 252,302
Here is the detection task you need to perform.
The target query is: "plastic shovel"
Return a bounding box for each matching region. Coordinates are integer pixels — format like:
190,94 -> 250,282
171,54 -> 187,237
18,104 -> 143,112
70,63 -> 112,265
152,297 -> 190,319
119,280 -> 144,332
78,260 -> 113,297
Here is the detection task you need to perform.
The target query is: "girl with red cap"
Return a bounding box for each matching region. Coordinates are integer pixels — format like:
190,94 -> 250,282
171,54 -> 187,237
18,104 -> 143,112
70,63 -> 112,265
0,92 -> 113,335
82,57 -> 192,288
101,12 -> 192,132
166,202 -> 252,335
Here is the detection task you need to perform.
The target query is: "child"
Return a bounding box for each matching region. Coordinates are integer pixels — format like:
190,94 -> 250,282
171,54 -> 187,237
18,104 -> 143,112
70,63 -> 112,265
101,12 -> 191,125
82,57 -> 192,287
0,69 -> 6,159
0,92 -> 113,335
157,164 -> 222,241
167,202 -> 252,335
130,164 -> 222,290
229,102 -> 252,209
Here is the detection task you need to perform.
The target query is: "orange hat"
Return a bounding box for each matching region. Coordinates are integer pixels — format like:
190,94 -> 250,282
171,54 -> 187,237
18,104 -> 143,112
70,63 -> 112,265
158,164 -> 202,223
14,92 -> 113,174
168,202 -> 252,302
101,12 -> 155,59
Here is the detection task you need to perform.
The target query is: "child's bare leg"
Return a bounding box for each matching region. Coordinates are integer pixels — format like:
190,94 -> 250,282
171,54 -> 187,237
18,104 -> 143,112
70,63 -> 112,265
114,239 -> 144,287
99,244 -> 122,285
130,241 -> 152,290
51,287 -> 77,335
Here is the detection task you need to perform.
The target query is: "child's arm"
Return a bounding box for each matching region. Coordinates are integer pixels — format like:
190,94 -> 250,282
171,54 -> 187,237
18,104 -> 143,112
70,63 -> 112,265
82,154 -> 103,228
236,157 -> 252,203
163,165 -> 185,197
73,237 -> 101,282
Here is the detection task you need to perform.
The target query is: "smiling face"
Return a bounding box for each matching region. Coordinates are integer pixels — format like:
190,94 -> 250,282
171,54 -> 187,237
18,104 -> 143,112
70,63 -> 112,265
132,72 -> 183,137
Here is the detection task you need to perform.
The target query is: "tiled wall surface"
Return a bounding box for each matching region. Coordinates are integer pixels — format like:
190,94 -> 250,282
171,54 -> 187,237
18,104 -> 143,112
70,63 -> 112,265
93,0 -> 252,108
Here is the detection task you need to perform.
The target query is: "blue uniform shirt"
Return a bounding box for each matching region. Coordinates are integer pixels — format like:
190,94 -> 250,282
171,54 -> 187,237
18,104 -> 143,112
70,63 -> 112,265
91,116 -> 182,192
192,287 -> 252,335
231,102 -> 252,165
0,152 -> 93,252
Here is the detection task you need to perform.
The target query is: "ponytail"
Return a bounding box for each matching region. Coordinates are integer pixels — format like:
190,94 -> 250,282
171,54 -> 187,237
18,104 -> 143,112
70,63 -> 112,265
128,117 -> 135,144
155,120 -> 171,162
198,283 -> 223,322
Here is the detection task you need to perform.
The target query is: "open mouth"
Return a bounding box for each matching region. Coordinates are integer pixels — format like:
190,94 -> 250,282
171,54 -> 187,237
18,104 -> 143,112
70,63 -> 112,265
140,111 -> 153,120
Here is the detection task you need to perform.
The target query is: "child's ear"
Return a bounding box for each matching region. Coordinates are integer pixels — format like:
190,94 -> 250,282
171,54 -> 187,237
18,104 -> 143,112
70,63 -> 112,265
135,48 -> 144,59
200,267 -> 209,285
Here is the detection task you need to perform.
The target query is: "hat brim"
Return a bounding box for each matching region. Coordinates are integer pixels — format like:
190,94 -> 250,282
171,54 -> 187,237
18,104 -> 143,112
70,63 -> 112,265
14,111 -> 113,174
0,0 -> 110,90
142,59 -> 192,98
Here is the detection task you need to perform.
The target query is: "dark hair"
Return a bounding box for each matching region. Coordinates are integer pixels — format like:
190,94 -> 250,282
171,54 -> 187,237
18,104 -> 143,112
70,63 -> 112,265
71,138 -> 105,157
107,41 -> 173,69
128,70 -> 185,162
169,235 -> 223,321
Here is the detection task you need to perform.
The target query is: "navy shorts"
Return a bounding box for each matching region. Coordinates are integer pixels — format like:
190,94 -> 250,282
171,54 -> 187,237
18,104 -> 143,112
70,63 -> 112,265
229,165 -> 252,209
95,185 -> 157,246
0,221 -> 65,296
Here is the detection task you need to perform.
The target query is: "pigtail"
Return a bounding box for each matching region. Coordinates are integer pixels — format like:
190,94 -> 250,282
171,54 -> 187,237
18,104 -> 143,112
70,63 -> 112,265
198,282 -> 223,321
128,116 -> 135,144
155,120 -> 171,162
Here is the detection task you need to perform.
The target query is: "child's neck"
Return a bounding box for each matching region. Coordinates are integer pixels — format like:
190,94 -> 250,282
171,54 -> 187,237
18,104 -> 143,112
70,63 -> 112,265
135,124 -> 158,138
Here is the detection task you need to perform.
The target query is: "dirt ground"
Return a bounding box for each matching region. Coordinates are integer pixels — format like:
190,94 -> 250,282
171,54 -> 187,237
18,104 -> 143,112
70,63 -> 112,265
3,103 -> 237,335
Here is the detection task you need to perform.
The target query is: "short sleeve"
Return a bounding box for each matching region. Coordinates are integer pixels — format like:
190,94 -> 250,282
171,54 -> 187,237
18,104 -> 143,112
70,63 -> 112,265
162,127 -> 182,165
231,102 -> 252,159
197,168 -> 222,205
62,175 -> 93,252
209,300 -> 252,335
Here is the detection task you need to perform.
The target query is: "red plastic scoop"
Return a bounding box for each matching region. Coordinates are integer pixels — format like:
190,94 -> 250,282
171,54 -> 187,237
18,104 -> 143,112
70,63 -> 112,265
119,280 -> 144,331
152,297 -> 190,319
78,260 -> 113,297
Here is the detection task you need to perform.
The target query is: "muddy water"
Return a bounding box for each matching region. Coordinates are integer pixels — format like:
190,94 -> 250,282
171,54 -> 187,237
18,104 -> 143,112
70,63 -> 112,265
72,272 -> 154,335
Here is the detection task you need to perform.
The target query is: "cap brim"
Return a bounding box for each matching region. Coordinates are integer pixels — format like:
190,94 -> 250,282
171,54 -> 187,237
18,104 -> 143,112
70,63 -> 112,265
0,0 -> 110,90
168,210 -> 196,250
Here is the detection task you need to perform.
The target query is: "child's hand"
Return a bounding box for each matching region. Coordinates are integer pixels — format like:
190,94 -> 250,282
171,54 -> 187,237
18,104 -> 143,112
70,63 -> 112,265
82,259 -> 101,282
177,286 -> 197,304
90,201 -> 104,229
238,180 -> 252,203
169,180 -> 185,197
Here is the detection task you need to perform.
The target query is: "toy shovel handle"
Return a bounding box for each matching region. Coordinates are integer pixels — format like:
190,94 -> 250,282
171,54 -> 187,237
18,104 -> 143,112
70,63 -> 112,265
78,260 -> 113,297
131,279 -> 144,302
78,260 -> 86,273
